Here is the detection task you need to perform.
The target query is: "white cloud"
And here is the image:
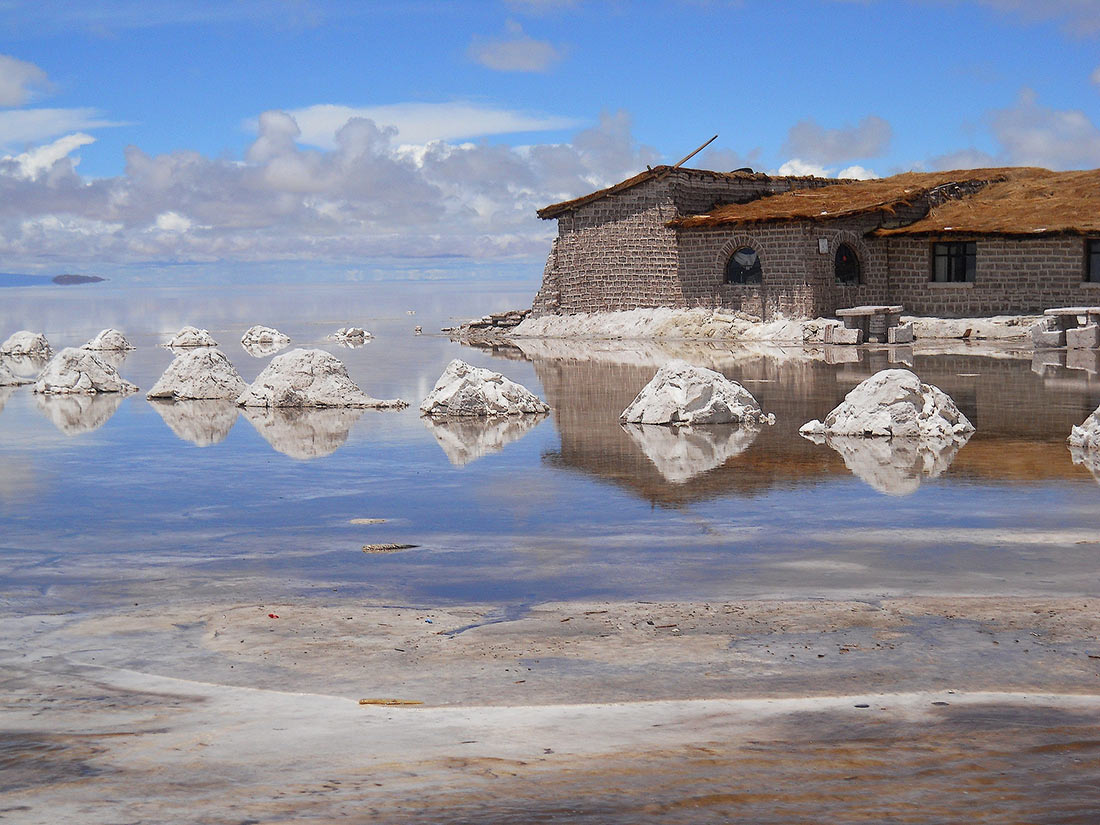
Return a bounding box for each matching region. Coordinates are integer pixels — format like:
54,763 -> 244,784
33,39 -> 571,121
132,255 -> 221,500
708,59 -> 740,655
6,132 -> 95,179
774,158 -> 879,179
277,102 -> 580,150
0,54 -> 51,106
782,115 -> 892,164
837,165 -> 878,179
1092,66 -> 1100,87
989,88 -> 1100,168
0,108 -> 123,151
468,21 -> 564,72
0,107 -> 659,267
974,0 -> 1100,35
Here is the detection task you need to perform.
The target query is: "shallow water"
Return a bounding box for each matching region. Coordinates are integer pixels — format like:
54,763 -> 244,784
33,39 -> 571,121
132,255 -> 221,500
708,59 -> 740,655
2,282 -> 1100,613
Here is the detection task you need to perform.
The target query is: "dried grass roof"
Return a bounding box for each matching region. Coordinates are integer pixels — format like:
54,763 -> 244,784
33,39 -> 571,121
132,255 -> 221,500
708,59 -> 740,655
669,168 -> 1023,228
874,168 -> 1100,237
536,165 -> 811,220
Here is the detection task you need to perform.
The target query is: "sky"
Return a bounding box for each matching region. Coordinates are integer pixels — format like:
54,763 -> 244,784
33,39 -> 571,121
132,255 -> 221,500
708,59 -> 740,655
1,0 -> 1099,282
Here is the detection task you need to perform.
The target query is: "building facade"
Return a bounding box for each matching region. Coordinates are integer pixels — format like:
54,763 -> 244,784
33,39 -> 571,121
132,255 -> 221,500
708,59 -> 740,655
532,166 -> 1100,318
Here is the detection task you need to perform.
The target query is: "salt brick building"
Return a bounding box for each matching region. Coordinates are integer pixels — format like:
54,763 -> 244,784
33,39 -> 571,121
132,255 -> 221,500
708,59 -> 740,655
531,165 -> 1100,319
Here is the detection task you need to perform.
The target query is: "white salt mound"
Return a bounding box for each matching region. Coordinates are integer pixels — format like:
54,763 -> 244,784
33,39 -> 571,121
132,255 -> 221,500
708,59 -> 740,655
1068,405 -> 1100,451
32,347 -> 138,395
620,360 -> 768,426
147,348 -> 248,400
1,330 -> 51,357
330,327 -> 372,343
241,325 -> 290,346
83,328 -> 135,351
167,326 -> 217,348
237,348 -> 407,408
420,359 -> 549,417
799,368 -> 973,438
0,360 -> 32,386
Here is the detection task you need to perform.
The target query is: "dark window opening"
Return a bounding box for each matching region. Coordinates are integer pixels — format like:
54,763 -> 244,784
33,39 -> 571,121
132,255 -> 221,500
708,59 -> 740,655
931,241 -> 976,283
1087,240 -> 1100,283
725,247 -> 762,284
835,243 -> 861,285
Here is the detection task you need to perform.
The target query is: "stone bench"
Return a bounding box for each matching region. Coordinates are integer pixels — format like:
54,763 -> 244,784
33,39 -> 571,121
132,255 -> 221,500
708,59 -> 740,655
1039,307 -> 1100,349
833,305 -> 908,345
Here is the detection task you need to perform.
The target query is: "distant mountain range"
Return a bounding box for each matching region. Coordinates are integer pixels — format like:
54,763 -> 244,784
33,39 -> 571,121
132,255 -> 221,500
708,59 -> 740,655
0,273 -> 107,287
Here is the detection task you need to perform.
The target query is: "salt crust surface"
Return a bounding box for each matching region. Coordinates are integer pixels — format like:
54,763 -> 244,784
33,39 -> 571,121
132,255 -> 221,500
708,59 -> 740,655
799,368 -> 974,438
511,309 -> 1036,342
0,330 -> 51,356
147,348 -> 248,400
32,347 -> 138,395
237,348 -> 407,409
167,325 -> 217,348
621,359 -> 768,426
83,328 -> 135,351
420,359 -> 549,417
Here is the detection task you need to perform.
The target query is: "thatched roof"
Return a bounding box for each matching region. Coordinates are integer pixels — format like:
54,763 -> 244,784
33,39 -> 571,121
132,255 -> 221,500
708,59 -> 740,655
669,168 -> 1022,229
537,165 -> 801,220
874,168 -> 1100,237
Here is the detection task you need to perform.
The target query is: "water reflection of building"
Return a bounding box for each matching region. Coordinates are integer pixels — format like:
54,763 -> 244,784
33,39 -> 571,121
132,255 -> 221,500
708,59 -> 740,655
516,341 -> 1100,504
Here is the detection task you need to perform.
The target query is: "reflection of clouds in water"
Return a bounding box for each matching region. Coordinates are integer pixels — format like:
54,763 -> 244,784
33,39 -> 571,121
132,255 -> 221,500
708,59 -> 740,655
622,423 -> 760,484
1069,446 -> 1100,484
149,399 -> 239,447
822,434 -> 971,496
241,406 -> 363,460
240,339 -> 290,358
34,392 -> 126,435
423,413 -> 546,466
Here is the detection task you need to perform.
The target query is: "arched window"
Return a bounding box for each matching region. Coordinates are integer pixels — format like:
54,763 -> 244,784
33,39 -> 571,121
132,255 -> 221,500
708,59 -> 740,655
725,247 -> 762,284
835,243 -> 861,285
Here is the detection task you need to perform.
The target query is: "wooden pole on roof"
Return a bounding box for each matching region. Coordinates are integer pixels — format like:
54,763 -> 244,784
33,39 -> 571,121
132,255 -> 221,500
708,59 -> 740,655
657,134 -> 718,179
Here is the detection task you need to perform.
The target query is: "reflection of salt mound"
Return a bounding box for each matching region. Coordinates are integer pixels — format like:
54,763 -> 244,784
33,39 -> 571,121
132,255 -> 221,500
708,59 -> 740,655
82,328 -> 135,351
241,405 -> 363,459
1069,445 -> 1100,483
1,330 -> 51,357
147,348 -> 247,400
421,359 -> 548,417
423,413 -> 547,465
0,386 -> 15,414
35,392 -> 125,435
329,327 -> 372,346
5,354 -> 49,379
33,348 -> 138,395
167,325 -> 217,348
824,434 -> 970,496
1068,405 -> 1100,451
800,369 -> 973,438
149,399 -> 238,447
621,360 -> 767,425
240,325 -> 290,357
237,348 -> 407,408
0,360 -> 32,386
622,422 -> 760,484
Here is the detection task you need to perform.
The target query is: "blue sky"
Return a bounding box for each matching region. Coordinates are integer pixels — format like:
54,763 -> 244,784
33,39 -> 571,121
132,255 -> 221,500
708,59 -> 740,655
1,0 -> 1099,281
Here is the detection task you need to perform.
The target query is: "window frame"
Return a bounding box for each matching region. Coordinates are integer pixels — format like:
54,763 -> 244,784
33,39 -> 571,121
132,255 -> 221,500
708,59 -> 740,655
724,246 -> 763,285
834,242 -> 861,286
930,240 -> 976,283
1086,239 -> 1100,283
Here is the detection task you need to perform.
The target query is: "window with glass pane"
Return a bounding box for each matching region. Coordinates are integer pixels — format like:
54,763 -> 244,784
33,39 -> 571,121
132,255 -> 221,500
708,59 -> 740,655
931,241 -> 976,283
725,247 -> 762,284
1088,240 -> 1100,282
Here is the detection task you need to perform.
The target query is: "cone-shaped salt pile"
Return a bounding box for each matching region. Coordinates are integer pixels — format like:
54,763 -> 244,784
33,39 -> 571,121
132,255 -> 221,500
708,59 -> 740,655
237,348 -> 406,408
167,325 -> 217,348
32,347 -> 138,394
241,325 -> 290,346
420,359 -> 549,417
83,328 -> 135,351
799,368 -> 973,438
1069,405 -> 1100,451
1,330 -> 51,357
620,360 -> 765,426
147,348 -> 248,400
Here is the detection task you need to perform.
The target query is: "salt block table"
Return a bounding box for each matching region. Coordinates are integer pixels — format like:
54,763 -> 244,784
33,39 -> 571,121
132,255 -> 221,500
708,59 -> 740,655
835,305 -> 904,344
1043,307 -> 1100,349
